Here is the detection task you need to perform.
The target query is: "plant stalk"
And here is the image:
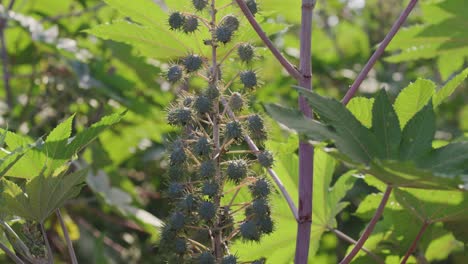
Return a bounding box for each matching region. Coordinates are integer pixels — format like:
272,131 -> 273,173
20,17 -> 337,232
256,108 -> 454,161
400,220 -> 430,264
339,186 -> 393,264
330,228 -> 384,264
0,241 -> 25,264
40,222 -> 54,264
56,209 -> 78,264
294,1 -> 316,263
341,0 -> 419,104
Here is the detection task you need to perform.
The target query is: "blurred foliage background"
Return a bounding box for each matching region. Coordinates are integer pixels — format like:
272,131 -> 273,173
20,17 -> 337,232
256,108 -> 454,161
0,0 -> 466,263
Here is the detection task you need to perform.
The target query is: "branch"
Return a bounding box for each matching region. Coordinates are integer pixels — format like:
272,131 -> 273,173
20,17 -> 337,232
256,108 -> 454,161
221,97 -> 299,220
40,222 -> 54,264
339,186 -> 393,264
330,228 -> 384,264
400,220 -> 430,264
234,0 -> 302,80
56,209 -> 78,264
0,241 -> 25,264
341,0 -> 419,105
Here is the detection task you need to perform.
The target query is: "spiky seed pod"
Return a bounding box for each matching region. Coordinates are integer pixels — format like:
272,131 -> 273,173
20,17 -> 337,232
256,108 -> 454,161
240,70 -> 257,88
198,201 -> 216,221
179,194 -> 197,211
247,114 -> 267,141
183,15 -> 199,33
174,238 -> 187,254
249,178 -> 271,198
194,95 -> 212,114
168,165 -> 186,181
167,182 -> 184,198
226,159 -> 248,182
205,85 -> 220,100
167,65 -> 184,83
219,207 -> 235,234
198,251 -> 215,264
245,0 -> 258,15
251,198 -> 270,217
237,43 -> 255,63
169,212 -> 185,231
170,146 -> 187,165
221,15 -> 240,32
202,181 -> 219,197
183,96 -> 194,107
257,150 -> 274,168
229,92 -> 244,111
221,255 -> 238,264
239,220 -> 260,241
161,224 -> 177,241
183,54 -> 203,72
192,0 -> 208,10
169,12 -> 185,30
256,216 -> 274,234
252,259 -> 266,264
225,121 -> 243,140
199,160 -> 216,178
215,26 -> 234,44
194,136 -> 212,157
167,107 -> 192,126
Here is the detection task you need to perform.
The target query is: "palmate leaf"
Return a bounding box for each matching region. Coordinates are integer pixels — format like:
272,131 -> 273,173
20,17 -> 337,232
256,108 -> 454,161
346,97 -> 374,128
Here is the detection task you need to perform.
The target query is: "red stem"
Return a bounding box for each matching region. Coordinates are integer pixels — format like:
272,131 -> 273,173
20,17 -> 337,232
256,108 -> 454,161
339,186 -> 393,264
294,1 -> 316,263
400,220 -> 430,264
341,0 -> 419,105
234,0 -> 302,80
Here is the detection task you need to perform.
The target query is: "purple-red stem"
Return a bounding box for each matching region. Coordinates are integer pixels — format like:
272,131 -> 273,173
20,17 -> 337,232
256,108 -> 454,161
331,228 -> 384,264
339,186 -> 393,264
400,220 -> 430,264
0,241 -> 25,264
56,209 -> 78,264
341,0 -> 419,105
295,1 -> 316,263
234,0 -> 302,80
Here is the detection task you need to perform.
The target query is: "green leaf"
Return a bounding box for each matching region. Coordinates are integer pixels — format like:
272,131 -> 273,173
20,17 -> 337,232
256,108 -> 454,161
399,102 -> 436,161
372,90 -> 401,159
394,79 -> 436,129
346,97 -> 374,128
103,0 -> 165,28
433,67 -> 468,107
417,141 -> 468,176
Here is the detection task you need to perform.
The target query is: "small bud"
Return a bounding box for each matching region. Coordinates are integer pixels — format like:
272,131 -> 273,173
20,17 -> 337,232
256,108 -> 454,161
240,70 -> 257,88
166,65 -> 184,83
226,159 -> 248,183
240,220 -> 260,241
194,137 -> 212,157
229,92 -> 244,111
169,12 -> 185,30
237,43 -> 255,63
257,150 -> 274,168
192,0 -> 208,11
198,251 -> 215,264
221,255 -> 238,264
183,54 -> 203,72
167,107 -> 192,126
249,178 -> 271,198
199,160 -> 216,178
220,15 -> 240,32
225,121 -> 243,140
183,15 -> 199,33
194,95 -> 212,114
215,26 -> 234,44
198,201 -> 216,221
245,0 -> 258,15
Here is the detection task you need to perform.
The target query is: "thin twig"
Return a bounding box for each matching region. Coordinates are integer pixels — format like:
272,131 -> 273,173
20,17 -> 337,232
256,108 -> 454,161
339,186 -> 393,264
341,0 -> 419,104
400,220 -> 430,264
330,228 -> 384,264
40,222 -> 54,264
234,0 -> 302,80
0,241 -> 25,264
56,209 -> 78,264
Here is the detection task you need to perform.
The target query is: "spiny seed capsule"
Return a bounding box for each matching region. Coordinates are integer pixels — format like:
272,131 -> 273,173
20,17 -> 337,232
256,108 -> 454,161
174,238 -> 187,254
168,182 -> 184,198
256,216 -> 274,234
194,137 -> 211,157
167,107 -> 192,126
198,251 -> 215,264
168,165 -> 185,181
170,147 -> 187,165
198,201 -> 216,221
183,15 -> 199,33
192,0 -> 208,11
240,70 -> 257,88
161,225 -> 177,241
257,150 -> 274,168
169,211 -> 185,230
237,43 -> 255,63
166,65 -> 183,83
205,85 -> 220,100
240,220 -> 260,241
221,255 -> 238,264
194,95 -> 212,114
250,178 -> 270,198
183,96 -> 194,107
245,0 -> 258,15
221,15 -> 240,32
183,54 -> 203,72
252,258 -> 266,264
225,121 -> 243,140
247,114 -> 267,140
252,198 -> 270,216
202,181 -> 218,197
169,12 -> 185,30
199,160 -> 216,178
229,92 -> 244,111
226,159 -> 248,182
179,194 -> 197,211
215,26 -> 234,44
